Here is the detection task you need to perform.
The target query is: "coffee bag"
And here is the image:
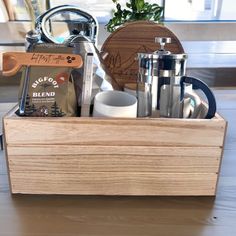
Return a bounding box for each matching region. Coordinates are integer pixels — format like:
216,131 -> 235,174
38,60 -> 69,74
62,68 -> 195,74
19,44 -> 78,117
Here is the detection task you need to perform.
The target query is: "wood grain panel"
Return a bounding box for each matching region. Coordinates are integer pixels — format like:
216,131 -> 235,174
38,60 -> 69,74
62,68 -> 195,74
7,145 -> 221,157
10,172 -> 217,196
7,147 -> 221,173
4,117 -> 226,147
101,21 -> 185,88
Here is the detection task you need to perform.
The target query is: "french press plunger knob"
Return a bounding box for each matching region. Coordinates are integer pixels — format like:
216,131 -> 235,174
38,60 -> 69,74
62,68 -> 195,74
155,37 -> 171,52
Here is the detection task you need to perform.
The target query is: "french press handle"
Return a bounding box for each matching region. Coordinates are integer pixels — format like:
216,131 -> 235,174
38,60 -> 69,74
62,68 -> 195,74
180,76 -> 217,119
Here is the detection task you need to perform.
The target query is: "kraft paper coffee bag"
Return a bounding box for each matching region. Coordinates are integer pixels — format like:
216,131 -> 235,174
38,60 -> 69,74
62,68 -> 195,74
19,44 -> 78,117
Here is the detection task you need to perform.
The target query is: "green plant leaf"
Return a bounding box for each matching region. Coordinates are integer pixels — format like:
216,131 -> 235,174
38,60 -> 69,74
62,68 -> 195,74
126,2 -> 131,8
130,0 -> 137,11
135,0 -> 144,11
106,0 -> 163,32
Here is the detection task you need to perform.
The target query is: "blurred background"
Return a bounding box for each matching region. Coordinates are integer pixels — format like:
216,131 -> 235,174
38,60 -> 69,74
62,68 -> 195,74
1,0 -> 236,102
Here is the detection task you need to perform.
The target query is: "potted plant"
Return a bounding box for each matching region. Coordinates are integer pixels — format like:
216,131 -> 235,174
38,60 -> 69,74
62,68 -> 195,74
106,0 -> 164,32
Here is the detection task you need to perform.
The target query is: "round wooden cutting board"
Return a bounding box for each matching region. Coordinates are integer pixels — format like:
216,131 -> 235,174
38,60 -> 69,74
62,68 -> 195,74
101,21 -> 185,89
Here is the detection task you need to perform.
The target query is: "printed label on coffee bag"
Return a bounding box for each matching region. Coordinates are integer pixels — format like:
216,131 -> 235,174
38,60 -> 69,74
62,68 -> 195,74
24,68 -> 70,117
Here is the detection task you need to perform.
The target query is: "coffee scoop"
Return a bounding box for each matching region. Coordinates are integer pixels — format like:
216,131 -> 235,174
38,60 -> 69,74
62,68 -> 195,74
2,52 -> 83,76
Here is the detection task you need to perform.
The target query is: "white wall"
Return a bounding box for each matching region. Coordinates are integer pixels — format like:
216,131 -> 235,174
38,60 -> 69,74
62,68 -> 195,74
165,22 -> 236,41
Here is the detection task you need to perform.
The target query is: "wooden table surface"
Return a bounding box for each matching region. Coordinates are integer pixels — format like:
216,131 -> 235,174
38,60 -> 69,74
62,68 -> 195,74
0,88 -> 236,236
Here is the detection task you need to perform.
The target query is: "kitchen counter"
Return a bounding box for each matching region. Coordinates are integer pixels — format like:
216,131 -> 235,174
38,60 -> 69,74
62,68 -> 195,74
0,88 -> 235,236
1,41 -> 236,87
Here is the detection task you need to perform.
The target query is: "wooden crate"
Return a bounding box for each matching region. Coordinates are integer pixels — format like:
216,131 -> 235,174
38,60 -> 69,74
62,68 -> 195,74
3,105 -> 227,196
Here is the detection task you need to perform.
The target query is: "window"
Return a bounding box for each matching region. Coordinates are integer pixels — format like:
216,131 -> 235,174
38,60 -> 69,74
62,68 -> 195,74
164,0 -> 236,21
1,0 -> 163,23
2,0 -> 236,23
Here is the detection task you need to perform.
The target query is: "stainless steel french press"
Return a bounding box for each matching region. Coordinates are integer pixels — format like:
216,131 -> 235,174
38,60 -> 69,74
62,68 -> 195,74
137,37 -> 216,119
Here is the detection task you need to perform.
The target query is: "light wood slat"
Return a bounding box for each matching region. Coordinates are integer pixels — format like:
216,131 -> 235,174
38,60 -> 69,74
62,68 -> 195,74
10,172 -> 217,196
7,145 -> 221,156
8,152 -> 220,173
7,146 -> 222,174
4,117 -> 226,147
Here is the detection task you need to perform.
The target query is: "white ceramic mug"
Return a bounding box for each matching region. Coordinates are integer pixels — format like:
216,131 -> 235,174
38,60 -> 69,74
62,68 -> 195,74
93,90 -> 137,118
